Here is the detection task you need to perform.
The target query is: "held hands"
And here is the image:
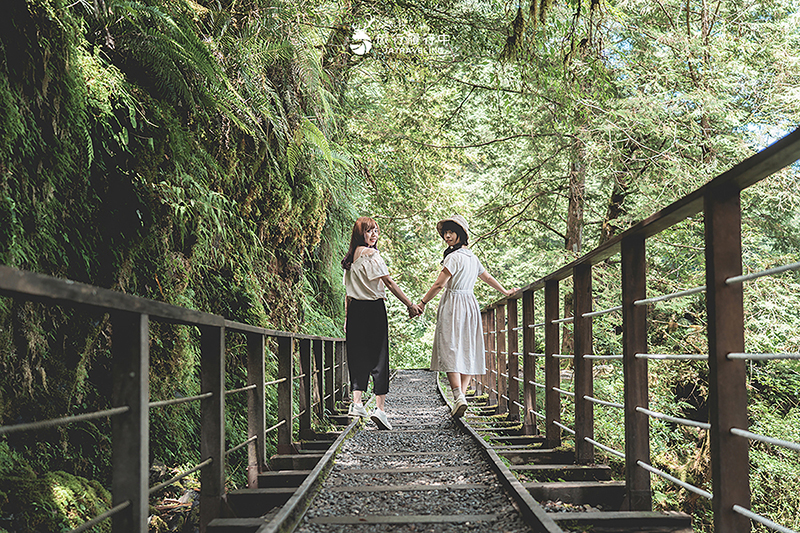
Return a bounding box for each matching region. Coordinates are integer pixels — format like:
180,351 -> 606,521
407,302 -> 423,318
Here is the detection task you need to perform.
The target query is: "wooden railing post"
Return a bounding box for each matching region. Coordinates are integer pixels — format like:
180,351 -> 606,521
507,298 -> 520,422
705,189 -> 750,532
496,304 -> 508,415
277,335 -> 294,454
487,308 -> 498,407
313,339 -> 324,417
111,311 -> 149,532
335,340 -> 346,403
324,340 -> 335,414
574,264 -> 594,464
200,325 -> 225,532
299,338 -> 312,439
622,235 -> 652,510
478,311 -> 488,395
246,332 -> 266,488
544,280 -> 561,447
522,289 -> 537,435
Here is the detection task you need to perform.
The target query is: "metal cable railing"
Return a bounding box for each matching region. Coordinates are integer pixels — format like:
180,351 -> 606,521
478,128 -> 800,532
0,265 -> 348,532
634,285 -> 706,306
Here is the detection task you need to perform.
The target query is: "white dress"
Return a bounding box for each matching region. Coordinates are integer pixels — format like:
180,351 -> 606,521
430,248 -> 486,375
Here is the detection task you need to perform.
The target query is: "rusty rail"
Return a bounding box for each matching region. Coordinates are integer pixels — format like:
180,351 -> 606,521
479,126 -> 800,533
0,266 -> 347,533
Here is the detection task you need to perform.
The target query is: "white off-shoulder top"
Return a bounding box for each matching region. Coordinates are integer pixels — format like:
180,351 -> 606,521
344,249 -> 390,300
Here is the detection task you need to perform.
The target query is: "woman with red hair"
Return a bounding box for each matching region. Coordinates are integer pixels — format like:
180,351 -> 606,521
342,216 -> 420,430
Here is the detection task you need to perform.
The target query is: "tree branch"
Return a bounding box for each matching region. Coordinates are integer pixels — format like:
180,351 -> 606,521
405,133 -> 561,149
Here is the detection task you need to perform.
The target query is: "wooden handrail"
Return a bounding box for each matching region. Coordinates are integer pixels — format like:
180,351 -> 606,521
481,126 -> 800,532
0,266 -> 346,533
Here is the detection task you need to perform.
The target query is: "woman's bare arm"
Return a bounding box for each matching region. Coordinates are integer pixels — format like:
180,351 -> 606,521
381,275 -> 416,309
418,267 -> 452,311
478,271 -> 516,296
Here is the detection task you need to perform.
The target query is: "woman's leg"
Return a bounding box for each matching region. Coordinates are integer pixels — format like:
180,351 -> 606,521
352,390 -> 363,404
461,374 -> 472,393
447,372 -> 462,397
371,300 -> 390,404
449,372 -> 468,418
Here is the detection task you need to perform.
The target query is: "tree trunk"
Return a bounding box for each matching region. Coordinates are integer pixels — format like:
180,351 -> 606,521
599,176 -> 628,245
565,130 -> 586,255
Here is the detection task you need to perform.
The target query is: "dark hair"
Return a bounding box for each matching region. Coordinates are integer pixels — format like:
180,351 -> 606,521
441,220 -> 468,261
342,217 -> 378,270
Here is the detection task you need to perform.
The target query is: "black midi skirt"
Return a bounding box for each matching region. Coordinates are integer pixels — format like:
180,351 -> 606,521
345,298 -> 390,395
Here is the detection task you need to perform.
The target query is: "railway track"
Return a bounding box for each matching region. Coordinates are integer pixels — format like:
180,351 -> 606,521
210,369 -> 692,532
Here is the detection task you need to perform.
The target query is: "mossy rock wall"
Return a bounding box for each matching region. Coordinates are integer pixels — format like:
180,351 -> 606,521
0,0 -> 348,525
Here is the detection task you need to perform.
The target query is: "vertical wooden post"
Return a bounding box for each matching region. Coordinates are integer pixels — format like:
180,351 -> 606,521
324,340 -> 335,414
544,280 -> 561,447
277,335 -> 294,454
313,339 -> 324,418
478,311 -> 488,395
299,338 -> 312,439
705,189 -> 750,532
200,324 -> 225,532
335,340 -> 346,402
246,332 -> 266,488
111,311 -> 149,533
496,304 -> 508,415
522,289 -> 537,435
507,298 -> 520,421
487,308 -> 498,408
622,235 -> 652,510
573,264 -> 594,464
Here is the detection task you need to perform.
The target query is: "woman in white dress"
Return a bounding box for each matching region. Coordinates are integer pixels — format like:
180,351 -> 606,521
418,215 -> 515,417
342,216 -> 421,430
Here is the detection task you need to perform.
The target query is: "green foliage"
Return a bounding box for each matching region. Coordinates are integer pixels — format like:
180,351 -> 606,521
1,0 -> 799,529
0,461 -> 111,533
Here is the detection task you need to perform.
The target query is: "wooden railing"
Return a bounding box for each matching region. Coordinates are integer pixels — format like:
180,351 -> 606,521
479,126 -> 800,533
0,267 -> 347,532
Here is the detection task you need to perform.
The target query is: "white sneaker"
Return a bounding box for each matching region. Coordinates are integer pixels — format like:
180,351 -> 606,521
348,403 -> 368,417
370,408 -> 392,430
451,395 -> 468,418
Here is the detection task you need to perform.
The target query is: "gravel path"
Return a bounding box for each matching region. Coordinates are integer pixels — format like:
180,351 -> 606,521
293,369 -> 533,533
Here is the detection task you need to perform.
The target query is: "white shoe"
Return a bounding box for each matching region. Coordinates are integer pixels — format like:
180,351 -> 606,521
370,408 -> 392,430
348,403 -> 368,417
451,396 -> 468,418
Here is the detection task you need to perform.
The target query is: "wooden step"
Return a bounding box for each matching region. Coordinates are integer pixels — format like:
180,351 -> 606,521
268,453 -> 324,470
469,420 -> 525,428
549,510 -> 693,532
509,463 -> 613,481
257,469 -> 311,488
472,425 -> 521,436
225,487 -> 295,517
207,517 -> 268,533
328,415 -> 351,425
490,435 -> 545,446
524,480 -> 626,509
297,439 -> 336,451
496,448 -> 574,464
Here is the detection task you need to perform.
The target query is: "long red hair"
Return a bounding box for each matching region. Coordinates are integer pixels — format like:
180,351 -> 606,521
342,217 -> 378,270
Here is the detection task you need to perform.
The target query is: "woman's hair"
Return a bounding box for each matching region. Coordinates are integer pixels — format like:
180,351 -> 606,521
441,220 -> 468,261
342,217 -> 378,270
